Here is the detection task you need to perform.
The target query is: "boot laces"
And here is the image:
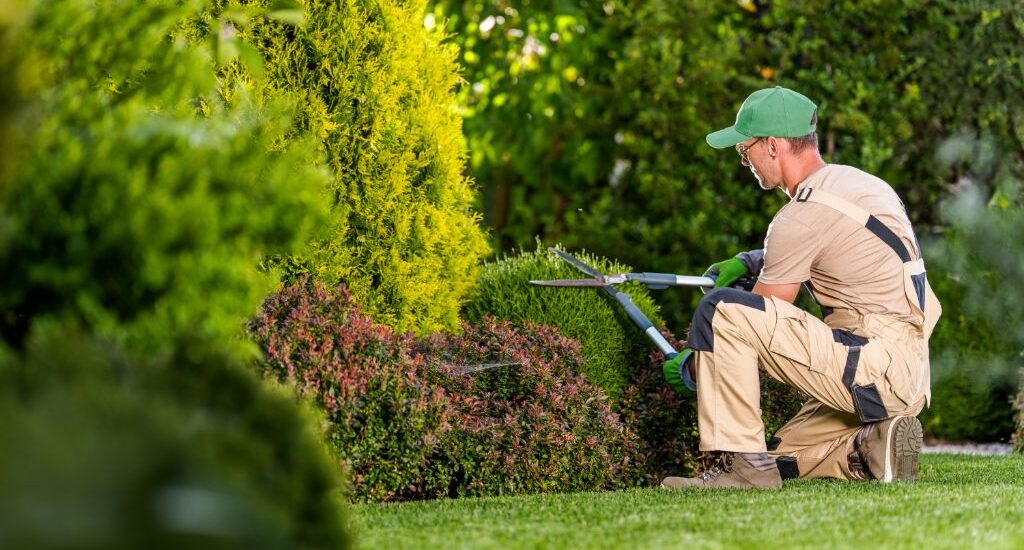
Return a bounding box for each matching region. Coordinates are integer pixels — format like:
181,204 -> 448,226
699,467 -> 723,482
698,453 -> 734,481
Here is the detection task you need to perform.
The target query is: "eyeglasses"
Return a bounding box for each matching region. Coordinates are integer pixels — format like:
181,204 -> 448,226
736,137 -> 763,166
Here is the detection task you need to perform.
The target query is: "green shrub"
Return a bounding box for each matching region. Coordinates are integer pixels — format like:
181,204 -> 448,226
462,245 -> 664,401
0,328 -> 348,549
198,0 -> 490,335
252,280 -> 645,501
0,0 -> 329,360
0,0 -> 350,543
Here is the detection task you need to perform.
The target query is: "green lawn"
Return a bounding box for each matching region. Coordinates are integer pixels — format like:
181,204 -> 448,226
351,454 -> 1024,549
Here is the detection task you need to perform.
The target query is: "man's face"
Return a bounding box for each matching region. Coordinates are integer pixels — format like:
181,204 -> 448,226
736,136 -> 779,191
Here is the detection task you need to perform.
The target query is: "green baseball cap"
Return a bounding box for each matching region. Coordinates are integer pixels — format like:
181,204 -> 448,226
706,86 -> 818,149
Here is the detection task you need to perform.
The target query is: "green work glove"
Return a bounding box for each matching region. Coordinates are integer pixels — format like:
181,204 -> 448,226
704,257 -> 749,288
662,349 -> 696,393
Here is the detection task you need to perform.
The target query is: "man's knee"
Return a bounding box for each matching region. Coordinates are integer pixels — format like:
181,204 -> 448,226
689,287 -> 766,352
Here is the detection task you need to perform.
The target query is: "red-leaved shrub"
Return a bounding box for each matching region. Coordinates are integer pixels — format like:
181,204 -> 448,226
251,280 -> 644,502
422,319 -> 644,496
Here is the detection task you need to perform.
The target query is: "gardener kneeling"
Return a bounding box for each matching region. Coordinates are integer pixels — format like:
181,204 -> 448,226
661,87 -> 941,489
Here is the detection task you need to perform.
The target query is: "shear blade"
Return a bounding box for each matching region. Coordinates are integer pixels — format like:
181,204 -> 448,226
530,279 -> 608,287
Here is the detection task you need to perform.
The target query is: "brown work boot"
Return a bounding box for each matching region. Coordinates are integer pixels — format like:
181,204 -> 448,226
854,415 -> 923,482
661,452 -> 782,490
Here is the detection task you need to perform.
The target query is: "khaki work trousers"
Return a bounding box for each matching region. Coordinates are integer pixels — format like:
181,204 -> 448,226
689,288 -> 927,480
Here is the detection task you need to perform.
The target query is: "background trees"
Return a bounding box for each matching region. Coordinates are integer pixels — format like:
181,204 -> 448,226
435,0 -> 1024,443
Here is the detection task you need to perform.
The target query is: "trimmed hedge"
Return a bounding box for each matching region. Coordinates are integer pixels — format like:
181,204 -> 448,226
197,0 -> 490,335
462,245 -> 663,401
252,280 -> 644,501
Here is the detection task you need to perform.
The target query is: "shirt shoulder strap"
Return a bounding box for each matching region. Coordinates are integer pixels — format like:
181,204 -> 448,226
793,187 -> 917,262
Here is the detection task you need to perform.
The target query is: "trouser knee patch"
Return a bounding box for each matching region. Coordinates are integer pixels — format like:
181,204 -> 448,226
688,287 -> 765,352
851,383 -> 888,423
776,456 -> 800,480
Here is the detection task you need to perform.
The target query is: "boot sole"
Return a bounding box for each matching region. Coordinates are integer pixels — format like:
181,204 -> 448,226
884,415 -> 923,482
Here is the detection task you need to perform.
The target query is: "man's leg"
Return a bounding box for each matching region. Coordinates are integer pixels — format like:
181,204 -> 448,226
662,288 -> 784,489
768,400 -> 864,480
687,288 -> 855,454
769,399 -> 924,481
662,288 -> 923,489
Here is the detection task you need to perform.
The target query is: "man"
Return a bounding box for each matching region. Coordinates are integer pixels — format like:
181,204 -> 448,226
660,86 -> 941,489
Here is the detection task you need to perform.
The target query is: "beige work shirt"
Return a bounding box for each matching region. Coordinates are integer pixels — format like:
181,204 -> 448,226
759,164 -> 921,328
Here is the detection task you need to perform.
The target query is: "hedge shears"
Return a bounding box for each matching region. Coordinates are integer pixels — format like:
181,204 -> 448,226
528,248 -> 704,362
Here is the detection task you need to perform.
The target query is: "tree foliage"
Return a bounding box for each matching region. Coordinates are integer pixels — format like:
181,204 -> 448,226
435,0 -> 1024,440
435,0 -> 1023,313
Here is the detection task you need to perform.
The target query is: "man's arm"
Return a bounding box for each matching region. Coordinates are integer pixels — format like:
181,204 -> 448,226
753,281 -> 801,303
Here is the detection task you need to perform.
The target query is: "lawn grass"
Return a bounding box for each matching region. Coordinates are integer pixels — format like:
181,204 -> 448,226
351,454 -> 1024,549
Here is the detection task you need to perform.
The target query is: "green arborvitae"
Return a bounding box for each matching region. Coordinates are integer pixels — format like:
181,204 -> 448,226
462,245 -> 665,401
204,0 -> 490,334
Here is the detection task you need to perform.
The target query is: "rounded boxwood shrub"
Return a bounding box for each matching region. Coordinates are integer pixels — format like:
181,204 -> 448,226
252,280 -> 645,501
462,245 -> 664,401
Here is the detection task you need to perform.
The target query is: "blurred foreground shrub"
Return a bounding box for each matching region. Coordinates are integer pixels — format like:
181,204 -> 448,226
252,280 -> 644,502
0,330 -> 348,548
0,0 -> 329,360
926,183 -> 1024,448
0,0 -> 350,543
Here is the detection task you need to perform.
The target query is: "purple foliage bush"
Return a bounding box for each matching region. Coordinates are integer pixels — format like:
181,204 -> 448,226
251,280 -> 643,502
422,319 -> 644,496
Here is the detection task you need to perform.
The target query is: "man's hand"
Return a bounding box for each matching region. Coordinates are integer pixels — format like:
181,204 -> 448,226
662,349 -> 696,393
703,257 -> 748,288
